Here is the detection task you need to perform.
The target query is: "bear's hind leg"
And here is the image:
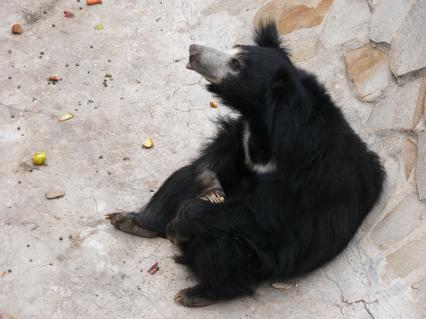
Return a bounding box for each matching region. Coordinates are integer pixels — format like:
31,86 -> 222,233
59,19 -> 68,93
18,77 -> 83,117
107,165 -> 198,237
106,211 -> 157,237
174,284 -> 221,307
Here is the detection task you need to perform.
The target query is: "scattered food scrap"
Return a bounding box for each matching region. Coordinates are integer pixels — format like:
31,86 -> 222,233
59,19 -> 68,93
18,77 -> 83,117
48,75 -> 60,82
142,137 -> 154,149
271,282 -> 295,290
11,24 -> 23,34
147,262 -> 159,275
58,112 -> 74,122
1,271 -> 6,278
63,10 -> 74,18
32,151 -> 46,166
95,23 -> 104,30
87,0 -> 102,5
210,100 -> 218,108
45,191 -> 65,199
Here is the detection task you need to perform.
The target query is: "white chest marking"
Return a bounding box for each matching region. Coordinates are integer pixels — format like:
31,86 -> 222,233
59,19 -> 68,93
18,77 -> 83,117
242,123 -> 277,174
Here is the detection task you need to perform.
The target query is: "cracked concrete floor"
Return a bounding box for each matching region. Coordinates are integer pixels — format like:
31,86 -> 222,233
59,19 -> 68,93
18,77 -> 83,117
0,0 -> 425,318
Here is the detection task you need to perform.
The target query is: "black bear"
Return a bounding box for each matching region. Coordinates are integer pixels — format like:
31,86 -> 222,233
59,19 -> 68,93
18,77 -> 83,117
107,22 -> 385,307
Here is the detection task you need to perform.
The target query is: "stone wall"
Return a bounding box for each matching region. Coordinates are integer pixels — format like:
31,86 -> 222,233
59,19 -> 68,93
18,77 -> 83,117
256,0 -> 426,317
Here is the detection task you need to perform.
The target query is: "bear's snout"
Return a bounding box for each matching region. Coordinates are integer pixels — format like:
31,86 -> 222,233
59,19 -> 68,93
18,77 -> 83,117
186,44 -> 241,83
187,44 -> 203,70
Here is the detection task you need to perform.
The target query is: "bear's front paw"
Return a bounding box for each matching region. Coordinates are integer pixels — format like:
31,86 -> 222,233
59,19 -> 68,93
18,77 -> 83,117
165,218 -> 191,245
199,189 -> 225,204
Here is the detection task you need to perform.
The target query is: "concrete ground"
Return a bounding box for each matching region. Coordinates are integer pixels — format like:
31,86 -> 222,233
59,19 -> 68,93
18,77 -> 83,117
1,0 -> 425,318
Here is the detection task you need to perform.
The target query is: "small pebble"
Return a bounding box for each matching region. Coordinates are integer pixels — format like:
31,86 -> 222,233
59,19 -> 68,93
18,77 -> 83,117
11,24 -> 23,34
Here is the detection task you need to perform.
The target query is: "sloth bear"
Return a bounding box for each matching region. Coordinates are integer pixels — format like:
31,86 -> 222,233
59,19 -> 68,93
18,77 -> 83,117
107,23 -> 385,307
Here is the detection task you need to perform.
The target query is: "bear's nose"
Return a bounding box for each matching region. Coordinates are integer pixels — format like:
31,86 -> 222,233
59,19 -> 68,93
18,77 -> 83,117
189,44 -> 201,56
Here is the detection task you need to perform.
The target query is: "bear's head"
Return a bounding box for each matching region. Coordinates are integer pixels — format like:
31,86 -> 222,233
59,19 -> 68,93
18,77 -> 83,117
186,22 -> 301,115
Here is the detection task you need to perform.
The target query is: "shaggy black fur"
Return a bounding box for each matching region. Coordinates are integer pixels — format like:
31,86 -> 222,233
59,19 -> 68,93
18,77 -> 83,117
111,22 -> 385,306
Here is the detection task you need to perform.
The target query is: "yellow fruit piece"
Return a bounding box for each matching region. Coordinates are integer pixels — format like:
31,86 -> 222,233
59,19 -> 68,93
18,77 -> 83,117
95,23 -> 104,30
32,151 -> 46,166
58,112 -> 74,122
210,100 -> 218,108
142,137 -> 154,149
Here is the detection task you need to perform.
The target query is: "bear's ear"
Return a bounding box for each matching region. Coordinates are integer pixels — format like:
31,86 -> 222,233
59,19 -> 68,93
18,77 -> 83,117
271,64 -> 297,91
254,22 -> 281,48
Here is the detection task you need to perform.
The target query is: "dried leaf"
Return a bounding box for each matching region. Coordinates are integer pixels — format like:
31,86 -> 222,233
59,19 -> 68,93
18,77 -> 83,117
63,11 -> 74,18
271,282 -> 293,290
48,75 -> 60,82
58,113 -> 74,122
46,191 -> 65,199
87,0 -> 102,5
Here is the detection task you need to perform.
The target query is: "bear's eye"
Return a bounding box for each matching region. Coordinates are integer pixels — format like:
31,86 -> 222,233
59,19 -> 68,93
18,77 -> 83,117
229,58 -> 241,71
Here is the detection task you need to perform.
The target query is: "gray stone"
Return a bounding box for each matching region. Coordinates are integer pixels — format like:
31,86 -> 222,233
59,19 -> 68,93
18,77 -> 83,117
417,131 -> 426,202
370,0 -> 414,45
367,78 -> 424,131
254,0 -> 323,29
285,26 -> 320,63
386,237 -> 426,278
320,0 -> 371,48
390,0 -> 426,78
370,194 -> 425,250
344,43 -> 392,101
298,47 -> 374,134
403,137 -> 418,179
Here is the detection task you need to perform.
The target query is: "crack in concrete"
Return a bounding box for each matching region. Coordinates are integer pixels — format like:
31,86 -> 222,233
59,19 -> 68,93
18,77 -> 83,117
91,192 -> 100,214
0,103 -> 53,117
323,268 -> 377,318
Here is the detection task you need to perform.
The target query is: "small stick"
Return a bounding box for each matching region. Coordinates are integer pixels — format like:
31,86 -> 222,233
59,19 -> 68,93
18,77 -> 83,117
147,262 -> 159,275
